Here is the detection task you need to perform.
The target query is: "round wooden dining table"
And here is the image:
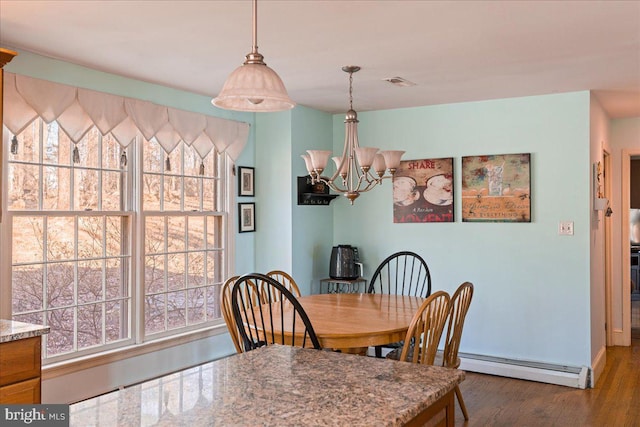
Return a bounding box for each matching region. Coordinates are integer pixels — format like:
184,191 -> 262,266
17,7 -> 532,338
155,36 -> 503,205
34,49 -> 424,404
269,293 -> 424,355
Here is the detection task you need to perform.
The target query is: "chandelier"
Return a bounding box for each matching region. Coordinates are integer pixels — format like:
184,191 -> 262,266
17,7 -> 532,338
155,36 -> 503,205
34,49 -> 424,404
212,0 -> 295,112
301,66 -> 404,204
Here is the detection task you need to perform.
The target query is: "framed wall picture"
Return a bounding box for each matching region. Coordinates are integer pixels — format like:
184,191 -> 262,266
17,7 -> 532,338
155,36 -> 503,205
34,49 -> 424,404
238,166 -> 255,196
238,202 -> 256,233
461,153 -> 531,222
393,158 -> 454,223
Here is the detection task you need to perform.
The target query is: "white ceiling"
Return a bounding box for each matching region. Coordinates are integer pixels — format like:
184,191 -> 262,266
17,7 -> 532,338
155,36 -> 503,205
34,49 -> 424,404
1,0 -> 639,118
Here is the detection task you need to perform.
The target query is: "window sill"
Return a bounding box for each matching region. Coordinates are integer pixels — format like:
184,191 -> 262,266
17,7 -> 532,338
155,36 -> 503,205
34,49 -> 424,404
42,324 -> 228,380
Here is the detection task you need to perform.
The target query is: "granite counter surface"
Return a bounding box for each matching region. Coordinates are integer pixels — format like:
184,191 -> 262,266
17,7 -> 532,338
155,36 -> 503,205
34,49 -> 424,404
71,344 -> 464,427
0,319 -> 50,343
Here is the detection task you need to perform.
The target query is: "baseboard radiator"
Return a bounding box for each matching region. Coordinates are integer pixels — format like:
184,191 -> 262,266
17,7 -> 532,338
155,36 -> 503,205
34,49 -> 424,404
458,352 -> 590,389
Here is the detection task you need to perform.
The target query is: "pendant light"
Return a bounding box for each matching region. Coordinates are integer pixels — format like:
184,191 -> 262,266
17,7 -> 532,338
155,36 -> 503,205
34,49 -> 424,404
212,0 -> 295,112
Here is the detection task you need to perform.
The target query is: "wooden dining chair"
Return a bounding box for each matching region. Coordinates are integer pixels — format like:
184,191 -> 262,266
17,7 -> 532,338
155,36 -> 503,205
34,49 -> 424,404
265,270 -> 301,300
231,273 -> 321,352
368,251 -> 432,357
397,290 -> 450,366
440,281 -> 474,421
220,275 -> 260,353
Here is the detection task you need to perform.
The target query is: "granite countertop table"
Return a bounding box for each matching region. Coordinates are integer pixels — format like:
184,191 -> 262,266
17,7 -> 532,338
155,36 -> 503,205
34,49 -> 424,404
70,344 -> 464,427
0,319 -> 50,343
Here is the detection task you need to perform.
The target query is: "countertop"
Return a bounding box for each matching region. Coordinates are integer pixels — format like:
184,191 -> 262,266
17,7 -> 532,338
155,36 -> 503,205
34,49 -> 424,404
71,344 -> 465,426
0,319 -> 50,344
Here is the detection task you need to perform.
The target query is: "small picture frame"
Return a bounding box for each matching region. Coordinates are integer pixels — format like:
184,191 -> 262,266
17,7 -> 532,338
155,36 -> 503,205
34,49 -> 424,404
238,203 -> 256,233
238,166 -> 255,197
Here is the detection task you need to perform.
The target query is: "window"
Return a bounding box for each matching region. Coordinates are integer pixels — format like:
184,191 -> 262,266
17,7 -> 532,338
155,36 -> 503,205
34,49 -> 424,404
8,120 -> 132,360
7,116 -> 230,362
142,137 -> 224,337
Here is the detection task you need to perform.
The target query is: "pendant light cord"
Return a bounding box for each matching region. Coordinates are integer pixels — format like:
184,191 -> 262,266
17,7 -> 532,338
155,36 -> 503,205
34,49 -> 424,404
252,0 -> 258,54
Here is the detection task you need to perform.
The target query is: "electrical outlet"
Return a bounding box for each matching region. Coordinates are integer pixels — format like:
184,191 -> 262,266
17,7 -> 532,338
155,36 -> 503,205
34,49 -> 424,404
559,221 -> 574,235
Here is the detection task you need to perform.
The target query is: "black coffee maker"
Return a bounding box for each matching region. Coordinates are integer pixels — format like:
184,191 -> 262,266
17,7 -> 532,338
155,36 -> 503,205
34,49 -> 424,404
329,245 -> 361,279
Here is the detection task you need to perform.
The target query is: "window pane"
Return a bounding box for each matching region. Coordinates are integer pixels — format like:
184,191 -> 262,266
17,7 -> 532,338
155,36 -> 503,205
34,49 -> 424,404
145,294 -> 166,335
167,216 -> 185,253
9,163 -> 40,210
75,168 -> 99,210
145,255 -> 165,294
206,216 -> 221,249
187,252 -> 204,288
145,216 -> 165,255
143,174 -> 161,211
188,216 -> 204,251
187,288 -> 205,325
167,291 -> 186,330
47,262 -> 75,309
77,129 -> 100,168
102,171 -> 122,210
78,303 -> 103,349
164,176 -> 182,211
206,285 -> 221,320
43,122 -> 64,165
106,258 -> 127,299
105,216 -> 127,257
206,252 -> 222,286
77,259 -> 103,304
167,146 -> 182,175
143,138 -> 163,173
47,217 -> 75,261
184,146 -> 199,176
12,216 -> 44,264
78,216 -> 103,259
102,134 -> 122,170
167,254 -> 185,291
47,307 -> 75,356
12,265 -> 44,312
13,312 -> 44,328
44,166 -> 71,210
203,151 -> 217,178
106,300 -> 127,343
184,177 -> 200,211
11,121 -> 41,163
202,178 -> 216,212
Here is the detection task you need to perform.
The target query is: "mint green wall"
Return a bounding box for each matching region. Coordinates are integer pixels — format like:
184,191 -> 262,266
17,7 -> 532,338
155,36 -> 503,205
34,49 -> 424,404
330,92 -> 592,367
253,106 -> 333,294
291,106 -> 334,294
254,111 -> 293,275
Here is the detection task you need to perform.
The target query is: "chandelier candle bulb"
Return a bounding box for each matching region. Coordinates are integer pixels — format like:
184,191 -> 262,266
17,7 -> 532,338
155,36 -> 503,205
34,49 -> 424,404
354,147 -> 379,169
380,150 -> 405,172
332,156 -> 348,177
307,150 -> 332,174
373,154 -> 387,176
301,154 -> 314,175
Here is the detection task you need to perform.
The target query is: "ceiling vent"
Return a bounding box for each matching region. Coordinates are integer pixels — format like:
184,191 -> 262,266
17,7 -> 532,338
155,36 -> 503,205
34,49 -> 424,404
383,76 -> 416,87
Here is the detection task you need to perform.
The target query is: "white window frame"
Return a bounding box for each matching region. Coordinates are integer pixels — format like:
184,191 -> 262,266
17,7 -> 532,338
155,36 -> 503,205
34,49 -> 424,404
0,118 -> 236,365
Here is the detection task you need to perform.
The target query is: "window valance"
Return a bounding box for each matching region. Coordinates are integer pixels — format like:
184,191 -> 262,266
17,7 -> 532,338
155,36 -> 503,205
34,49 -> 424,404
3,73 -> 250,160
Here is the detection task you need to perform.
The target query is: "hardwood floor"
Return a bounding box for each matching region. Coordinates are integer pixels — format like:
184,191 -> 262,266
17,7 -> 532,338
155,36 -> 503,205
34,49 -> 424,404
454,338 -> 640,426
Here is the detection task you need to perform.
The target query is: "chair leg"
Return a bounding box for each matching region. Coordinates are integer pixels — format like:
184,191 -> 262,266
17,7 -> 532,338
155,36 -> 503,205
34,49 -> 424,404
375,345 -> 382,358
454,384 -> 469,421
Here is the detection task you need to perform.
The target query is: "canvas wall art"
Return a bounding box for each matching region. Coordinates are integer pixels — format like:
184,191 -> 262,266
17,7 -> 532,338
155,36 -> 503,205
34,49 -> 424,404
461,153 -> 531,222
393,158 -> 454,223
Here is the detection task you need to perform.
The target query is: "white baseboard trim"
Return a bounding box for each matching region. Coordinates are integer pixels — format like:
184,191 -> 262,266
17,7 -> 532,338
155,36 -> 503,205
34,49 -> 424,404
459,354 -> 590,389
611,328 -> 629,346
590,346 -> 607,387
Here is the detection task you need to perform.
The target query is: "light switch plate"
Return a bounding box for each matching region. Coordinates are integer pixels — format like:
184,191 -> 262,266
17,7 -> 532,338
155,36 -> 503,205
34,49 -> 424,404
559,221 -> 574,235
